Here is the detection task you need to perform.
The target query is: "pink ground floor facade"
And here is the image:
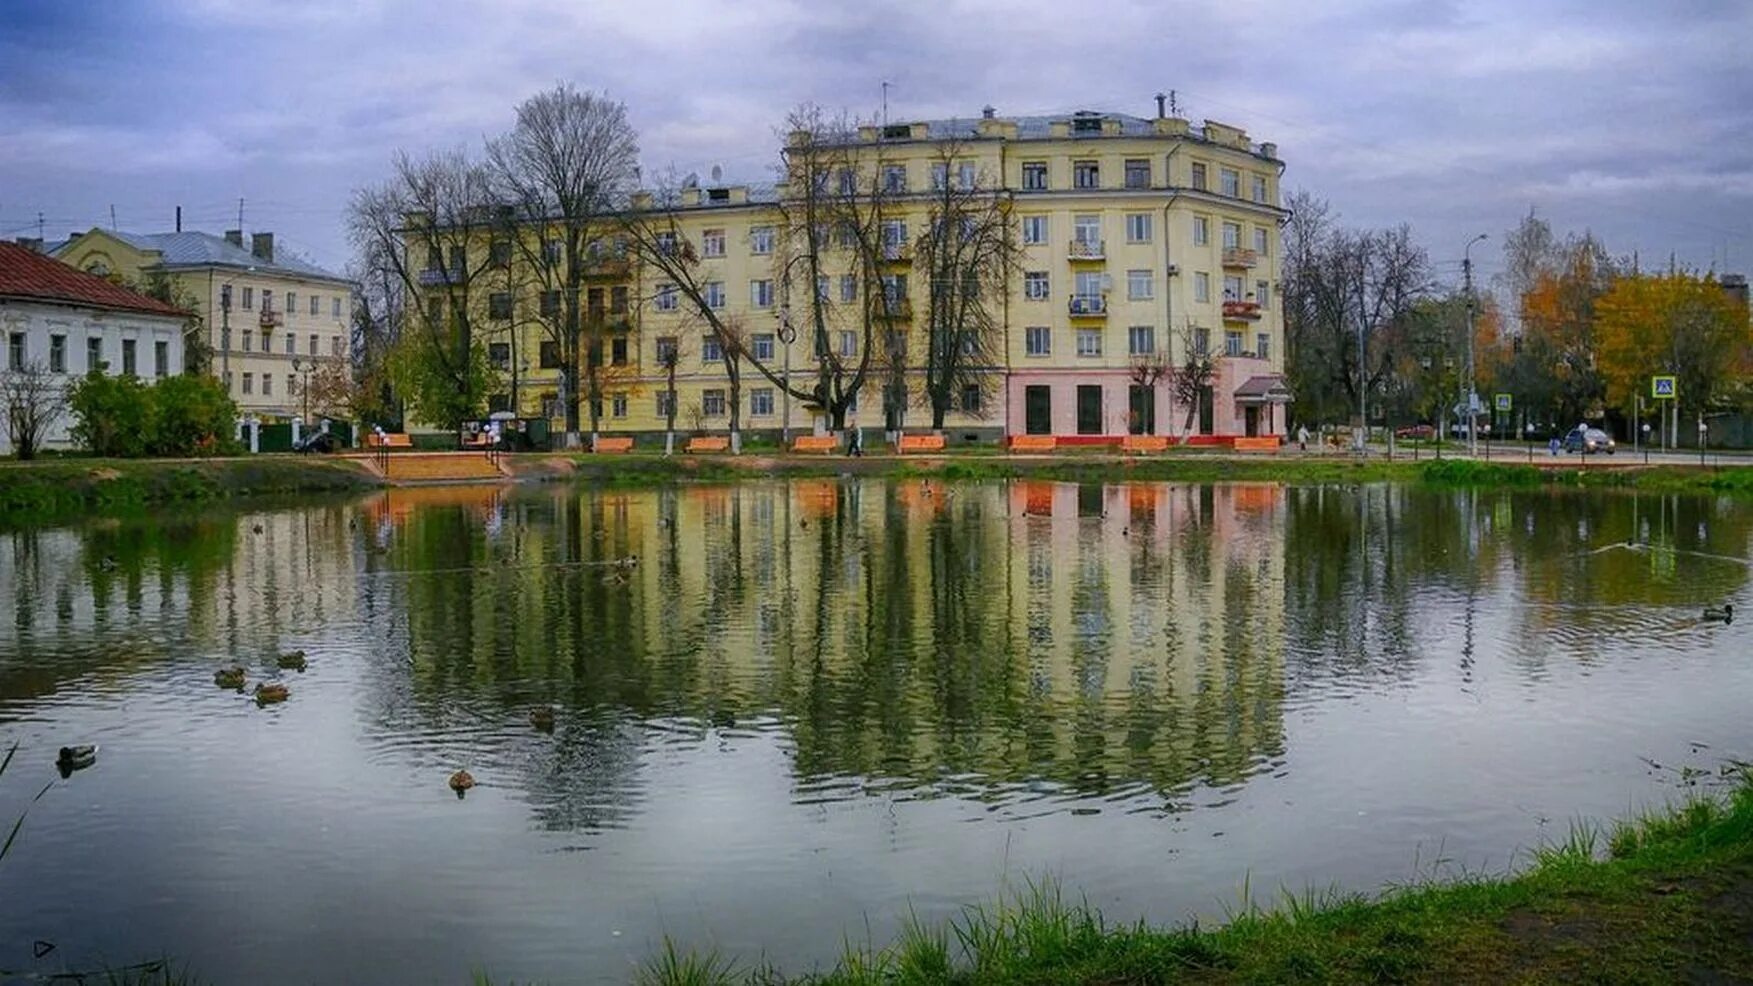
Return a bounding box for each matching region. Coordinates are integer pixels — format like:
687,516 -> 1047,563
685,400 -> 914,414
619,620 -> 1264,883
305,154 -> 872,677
1002,357 -> 1289,442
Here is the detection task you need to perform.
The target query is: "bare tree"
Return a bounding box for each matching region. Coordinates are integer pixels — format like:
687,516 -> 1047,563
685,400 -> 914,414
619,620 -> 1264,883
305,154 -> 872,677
1169,324 -> 1220,437
913,140 -> 1016,430
1127,351 -> 1172,434
654,334 -> 684,454
348,148 -> 502,428
487,83 -> 640,449
1,361 -> 66,460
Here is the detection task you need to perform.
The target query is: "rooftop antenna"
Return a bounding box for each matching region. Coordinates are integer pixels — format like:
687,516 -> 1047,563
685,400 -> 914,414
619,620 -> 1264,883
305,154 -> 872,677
237,197 -> 244,233
37,211 -> 44,240
109,204 -> 117,230
1168,89 -> 1180,117
881,80 -> 891,127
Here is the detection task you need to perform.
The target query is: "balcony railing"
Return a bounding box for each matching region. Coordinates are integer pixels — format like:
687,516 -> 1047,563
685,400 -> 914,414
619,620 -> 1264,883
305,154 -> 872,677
877,297 -> 913,320
417,267 -> 461,287
258,308 -> 282,327
583,256 -> 632,279
1222,300 -> 1262,321
1068,294 -> 1108,317
1068,239 -> 1106,260
1222,248 -> 1259,268
881,242 -> 912,263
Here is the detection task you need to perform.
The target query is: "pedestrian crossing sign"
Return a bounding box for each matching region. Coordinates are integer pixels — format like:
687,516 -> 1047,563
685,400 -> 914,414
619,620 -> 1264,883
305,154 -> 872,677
1652,375 -> 1677,399
1494,393 -> 1512,412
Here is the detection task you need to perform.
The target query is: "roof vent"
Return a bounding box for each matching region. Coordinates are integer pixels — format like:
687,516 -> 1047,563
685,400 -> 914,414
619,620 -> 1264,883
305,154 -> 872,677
710,164 -> 723,183
982,105 -> 996,119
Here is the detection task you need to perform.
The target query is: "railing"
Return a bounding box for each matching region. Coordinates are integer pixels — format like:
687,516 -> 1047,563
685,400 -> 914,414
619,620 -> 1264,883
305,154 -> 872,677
1068,294 -> 1107,316
1068,239 -> 1106,260
877,297 -> 913,320
417,268 -> 461,287
1222,300 -> 1262,320
583,257 -> 631,278
258,308 -> 282,327
881,242 -> 912,263
1222,248 -> 1259,268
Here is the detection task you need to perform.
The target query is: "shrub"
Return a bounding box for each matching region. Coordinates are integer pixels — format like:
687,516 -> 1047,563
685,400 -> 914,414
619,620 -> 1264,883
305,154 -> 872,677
67,372 -> 238,458
150,375 -> 236,457
67,371 -> 154,457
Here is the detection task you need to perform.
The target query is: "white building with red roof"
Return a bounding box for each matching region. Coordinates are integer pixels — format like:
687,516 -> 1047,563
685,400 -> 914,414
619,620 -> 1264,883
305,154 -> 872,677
0,240 -> 189,454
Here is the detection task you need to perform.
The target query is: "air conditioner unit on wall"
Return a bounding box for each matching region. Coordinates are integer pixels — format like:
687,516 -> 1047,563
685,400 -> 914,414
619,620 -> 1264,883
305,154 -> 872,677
1166,264 -> 1180,275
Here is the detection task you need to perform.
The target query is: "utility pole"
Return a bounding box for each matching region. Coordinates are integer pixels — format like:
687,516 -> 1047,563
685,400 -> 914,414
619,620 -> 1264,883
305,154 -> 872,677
1463,233 -> 1488,457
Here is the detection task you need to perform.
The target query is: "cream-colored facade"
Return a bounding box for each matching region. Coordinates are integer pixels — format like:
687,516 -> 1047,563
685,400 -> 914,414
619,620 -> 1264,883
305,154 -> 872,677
436,105 -> 1289,442
55,229 -> 353,420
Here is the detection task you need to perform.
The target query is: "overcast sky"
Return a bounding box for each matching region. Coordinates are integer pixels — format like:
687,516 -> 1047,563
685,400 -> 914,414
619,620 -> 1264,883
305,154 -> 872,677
2,0 -> 1749,293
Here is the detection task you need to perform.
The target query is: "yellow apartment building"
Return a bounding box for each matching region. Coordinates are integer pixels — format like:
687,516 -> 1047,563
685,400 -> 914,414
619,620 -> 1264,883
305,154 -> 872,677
429,102 -> 1290,444
54,228 -> 354,421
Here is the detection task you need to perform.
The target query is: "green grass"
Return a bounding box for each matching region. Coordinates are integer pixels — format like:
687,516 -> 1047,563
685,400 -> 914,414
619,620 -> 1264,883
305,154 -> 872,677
0,456 -> 381,517
621,772 -> 1753,984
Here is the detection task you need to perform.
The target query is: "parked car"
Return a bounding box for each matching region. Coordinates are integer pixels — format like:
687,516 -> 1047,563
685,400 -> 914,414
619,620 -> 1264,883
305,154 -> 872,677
294,430 -> 340,454
1561,426 -> 1616,454
1395,424 -> 1435,440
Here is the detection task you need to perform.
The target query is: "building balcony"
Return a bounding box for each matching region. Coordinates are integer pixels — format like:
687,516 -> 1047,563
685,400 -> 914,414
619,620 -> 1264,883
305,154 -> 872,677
416,267 -> 461,287
1068,239 -> 1106,261
1222,300 -> 1262,321
583,257 -> 632,279
881,242 -> 912,264
1222,248 -> 1259,268
1068,294 -> 1108,318
878,297 -> 913,320
258,309 -> 283,328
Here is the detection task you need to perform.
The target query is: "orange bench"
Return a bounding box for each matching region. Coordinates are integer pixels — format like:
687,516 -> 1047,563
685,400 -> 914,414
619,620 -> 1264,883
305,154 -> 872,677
1121,435 -> 1170,453
1233,436 -> 1281,452
366,432 -> 413,448
792,435 -> 838,454
1008,435 -> 1057,452
595,436 -> 634,453
897,433 -> 946,453
685,435 -> 730,453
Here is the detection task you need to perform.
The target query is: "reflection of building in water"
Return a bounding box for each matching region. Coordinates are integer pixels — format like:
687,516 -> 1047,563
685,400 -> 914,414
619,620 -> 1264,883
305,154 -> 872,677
0,507 -> 358,702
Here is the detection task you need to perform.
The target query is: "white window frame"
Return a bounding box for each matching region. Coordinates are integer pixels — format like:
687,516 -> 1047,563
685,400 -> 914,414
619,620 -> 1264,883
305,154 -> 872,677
1256,280 -> 1271,309
1223,222 -> 1241,250
1126,269 -> 1153,301
1128,325 -> 1155,355
753,333 -> 775,361
1076,328 -> 1102,357
839,274 -> 857,303
750,387 -> 774,416
1194,272 -> 1210,303
751,279 -> 774,308
1025,326 -> 1051,356
702,229 -> 726,258
1125,213 -> 1152,243
704,281 -> 725,309
1221,168 -> 1240,197
1254,227 -> 1268,255
1021,215 -> 1048,245
750,226 -> 775,255
1193,216 -> 1209,246
1024,271 -> 1050,300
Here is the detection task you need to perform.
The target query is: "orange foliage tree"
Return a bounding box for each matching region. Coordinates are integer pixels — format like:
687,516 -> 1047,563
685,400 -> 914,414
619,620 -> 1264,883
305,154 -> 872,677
1596,271 -> 1748,422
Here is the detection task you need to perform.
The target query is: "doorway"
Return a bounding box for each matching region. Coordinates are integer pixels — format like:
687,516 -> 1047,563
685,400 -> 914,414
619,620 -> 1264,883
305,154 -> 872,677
1024,385 -> 1052,435
1076,385 -> 1103,435
1128,385 -> 1156,435
1244,405 -> 1259,437
1197,386 -> 1214,435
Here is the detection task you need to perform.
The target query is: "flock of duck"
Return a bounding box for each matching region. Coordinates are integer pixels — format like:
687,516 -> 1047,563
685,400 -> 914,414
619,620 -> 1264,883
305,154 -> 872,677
211,649 -> 307,705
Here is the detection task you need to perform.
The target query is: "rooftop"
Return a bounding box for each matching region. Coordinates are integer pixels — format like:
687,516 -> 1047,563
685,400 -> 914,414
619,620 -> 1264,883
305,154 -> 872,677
57,229 -> 348,283
0,241 -> 188,318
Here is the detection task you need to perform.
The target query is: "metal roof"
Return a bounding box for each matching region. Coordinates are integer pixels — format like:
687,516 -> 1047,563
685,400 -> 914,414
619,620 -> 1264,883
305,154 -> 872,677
57,229 -> 349,283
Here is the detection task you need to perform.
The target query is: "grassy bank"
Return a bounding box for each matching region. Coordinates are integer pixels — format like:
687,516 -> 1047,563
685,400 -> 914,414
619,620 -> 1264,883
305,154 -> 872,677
616,774 -> 1753,985
531,451 -> 1753,496
0,456 -> 380,516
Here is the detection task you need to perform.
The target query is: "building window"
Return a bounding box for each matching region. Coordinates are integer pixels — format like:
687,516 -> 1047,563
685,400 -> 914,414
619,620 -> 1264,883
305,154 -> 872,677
751,279 -> 774,308
1194,272 -> 1210,303
931,162 -> 948,190
49,334 -> 65,373
704,281 -> 725,309
539,341 -> 560,368
883,164 -> 907,193
880,274 -> 907,308
1021,161 -> 1048,190
703,389 -> 726,417
1073,215 -> 1102,252
1193,216 -> 1209,246
1256,280 -> 1271,309
1190,162 -> 1207,191
751,387 -> 774,416
609,286 -> 628,314
702,229 -> 725,257
1128,325 -> 1155,355
815,275 -> 831,303
837,168 -> 857,195
310,295 -> 319,316
489,342 -> 511,369
1252,175 -> 1268,203
610,337 -> 628,366
309,333 -> 319,356
280,333 -> 290,354
654,232 -> 677,257
5,332 -> 21,370
655,336 -> 677,363
611,393 -> 628,418
242,372 -> 253,395
957,162 -> 976,190
242,287 -> 254,310
332,297 -> 342,318
1021,215 -> 1048,245
702,335 -> 723,363
1256,333 -> 1271,360
531,291 -> 554,317
261,289 -> 273,313
1193,327 -> 1210,356
1225,330 -> 1243,356
286,374 -> 295,397
331,336 -> 343,357
1076,328 -> 1102,357
121,339 -> 137,376
223,372 -> 232,392
1220,168 -> 1240,197
1124,159 -> 1151,189
242,329 -> 253,353
753,333 -> 775,361
154,340 -> 168,377
1024,271 -> 1050,300
839,274 -> 857,303
1025,326 -> 1051,356
541,240 -> 562,266
286,292 -> 297,317
961,384 -> 981,413
654,284 -> 678,312
489,292 -> 513,319
1254,227 -> 1268,255
1125,213 -> 1152,243
1073,160 -> 1099,189
1223,222 -> 1241,250
1224,275 -> 1244,301
656,391 -> 675,418
262,373 -> 272,396
1126,269 -> 1153,300
881,219 -> 907,258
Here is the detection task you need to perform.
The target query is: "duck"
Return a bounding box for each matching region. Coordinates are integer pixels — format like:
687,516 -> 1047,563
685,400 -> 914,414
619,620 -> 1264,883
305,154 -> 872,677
448,769 -> 475,797
253,682 -> 290,705
530,706 -> 556,731
214,666 -> 247,690
56,745 -> 98,772
251,524 -> 264,534
1703,604 -> 1734,624
277,650 -> 308,671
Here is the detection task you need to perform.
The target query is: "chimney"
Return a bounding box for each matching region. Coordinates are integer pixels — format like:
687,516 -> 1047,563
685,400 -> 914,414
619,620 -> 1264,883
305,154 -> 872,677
175,206 -> 182,233
1155,92 -> 1166,119
225,229 -> 243,248
982,104 -> 996,120
14,237 -> 44,253
251,232 -> 274,263
1261,142 -> 1278,160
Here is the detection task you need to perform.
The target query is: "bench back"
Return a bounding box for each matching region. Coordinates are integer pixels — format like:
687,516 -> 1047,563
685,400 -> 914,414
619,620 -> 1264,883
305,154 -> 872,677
595,437 -> 635,453
1008,435 -> 1057,452
1121,435 -> 1170,453
1233,436 -> 1281,452
685,436 -> 731,453
898,434 -> 946,452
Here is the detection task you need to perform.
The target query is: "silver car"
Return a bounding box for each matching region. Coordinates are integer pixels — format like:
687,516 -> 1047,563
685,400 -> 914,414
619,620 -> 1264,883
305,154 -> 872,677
1562,426 -> 1616,454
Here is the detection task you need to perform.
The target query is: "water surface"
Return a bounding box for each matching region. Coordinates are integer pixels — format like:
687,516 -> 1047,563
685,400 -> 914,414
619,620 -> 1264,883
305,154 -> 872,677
0,479 -> 1749,983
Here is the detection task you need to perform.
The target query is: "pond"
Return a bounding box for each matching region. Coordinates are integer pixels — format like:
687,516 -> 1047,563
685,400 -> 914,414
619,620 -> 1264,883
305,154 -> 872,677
0,479 -> 1749,983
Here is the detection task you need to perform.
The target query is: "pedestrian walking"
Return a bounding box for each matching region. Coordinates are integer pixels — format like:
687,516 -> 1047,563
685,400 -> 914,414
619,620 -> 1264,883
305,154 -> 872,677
1296,424 -> 1309,452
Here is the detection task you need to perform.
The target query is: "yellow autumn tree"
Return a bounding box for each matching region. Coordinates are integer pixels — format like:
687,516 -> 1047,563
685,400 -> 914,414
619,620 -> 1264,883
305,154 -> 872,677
1595,271 -> 1746,421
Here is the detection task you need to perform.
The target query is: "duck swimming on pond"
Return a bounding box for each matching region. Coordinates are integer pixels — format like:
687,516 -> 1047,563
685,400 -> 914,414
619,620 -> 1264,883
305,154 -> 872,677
56,745 -> 98,773
530,707 -> 556,731
254,682 -> 290,705
277,650 -> 307,671
449,770 -> 475,797
214,666 -> 247,689
1703,604 -> 1734,624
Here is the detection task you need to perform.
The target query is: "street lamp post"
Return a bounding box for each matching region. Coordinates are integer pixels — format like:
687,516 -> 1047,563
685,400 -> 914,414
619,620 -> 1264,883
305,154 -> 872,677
1699,417 -> 1708,467
291,357 -> 312,427
1462,233 -> 1488,458
1525,421 -> 1535,462
1642,422 -> 1651,464
777,302 -> 797,446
